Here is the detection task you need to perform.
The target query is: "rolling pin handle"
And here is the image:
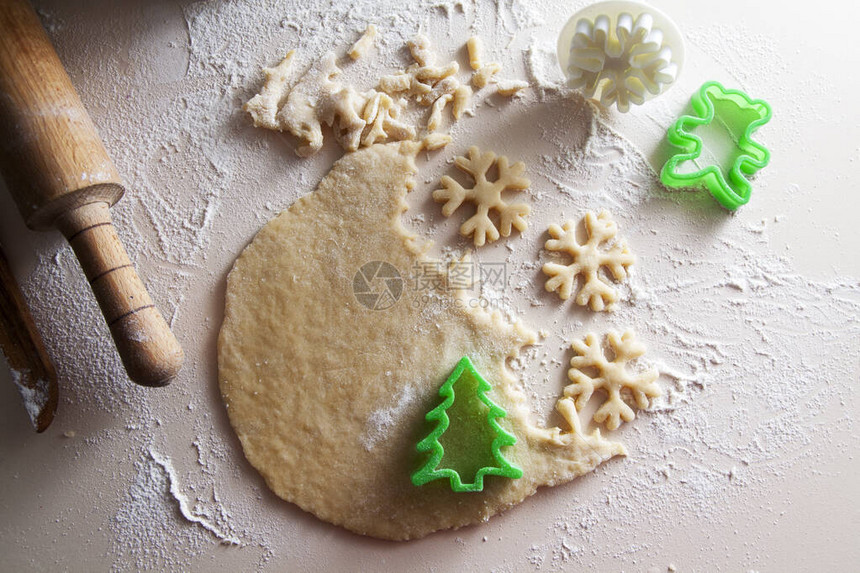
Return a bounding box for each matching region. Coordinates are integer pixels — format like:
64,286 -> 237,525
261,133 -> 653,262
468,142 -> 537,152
56,202 -> 183,387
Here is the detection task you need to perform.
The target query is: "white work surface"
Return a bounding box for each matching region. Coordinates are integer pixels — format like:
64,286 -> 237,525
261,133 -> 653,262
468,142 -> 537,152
1,0 -> 858,571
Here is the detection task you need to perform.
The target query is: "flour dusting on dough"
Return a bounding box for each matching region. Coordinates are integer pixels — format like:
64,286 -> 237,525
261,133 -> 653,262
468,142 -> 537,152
361,383 -> 418,451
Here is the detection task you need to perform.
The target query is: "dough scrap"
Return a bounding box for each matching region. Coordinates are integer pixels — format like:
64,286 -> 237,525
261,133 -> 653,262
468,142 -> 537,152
246,33 -> 471,156
427,94 -> 453,132
466,36 -> 483,71
465,34 -> 528,95
380,34 -> 472,133
433,146 -> 531,247
348,24 -> 377,60
319,84 -> 368,152
276,52 -> 344,156
542,210 -> 635,311
243,51 -> 296,130
564,331 -> 661,430
472,62 -> 501,89
361,92 -> 415,147
407,33 -> 435,67
496,79 -> 530,97
422,132 -> 452,150
466,35 -> 500,89
218,142 -> 623,540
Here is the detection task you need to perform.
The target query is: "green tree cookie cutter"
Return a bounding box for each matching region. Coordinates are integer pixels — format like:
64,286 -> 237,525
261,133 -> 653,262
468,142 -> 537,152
660,81 -> 772,210
412,356 -> 522,492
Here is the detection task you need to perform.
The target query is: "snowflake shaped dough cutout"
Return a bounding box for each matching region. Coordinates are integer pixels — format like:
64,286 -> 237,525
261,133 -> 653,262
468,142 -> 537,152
433,146 -> 530,247
542,210 -> 634,311
563,330 -> 660,431
563,11 -> 680,112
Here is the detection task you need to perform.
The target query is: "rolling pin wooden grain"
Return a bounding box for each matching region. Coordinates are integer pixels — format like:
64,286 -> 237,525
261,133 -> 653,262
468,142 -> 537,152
0,0 -> 183,387
0,245 -> 58,431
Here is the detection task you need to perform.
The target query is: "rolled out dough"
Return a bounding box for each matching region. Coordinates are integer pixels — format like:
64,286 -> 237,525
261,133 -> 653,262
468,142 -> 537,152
217,141 -> 624,540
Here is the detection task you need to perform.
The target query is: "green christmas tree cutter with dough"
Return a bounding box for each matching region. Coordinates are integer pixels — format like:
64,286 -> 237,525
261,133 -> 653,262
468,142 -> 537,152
412,356 -> 523,493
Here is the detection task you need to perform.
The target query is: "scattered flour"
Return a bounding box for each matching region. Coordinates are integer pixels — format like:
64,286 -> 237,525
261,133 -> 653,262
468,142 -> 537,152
148,448 -> 242,545
110,447 -> 215,571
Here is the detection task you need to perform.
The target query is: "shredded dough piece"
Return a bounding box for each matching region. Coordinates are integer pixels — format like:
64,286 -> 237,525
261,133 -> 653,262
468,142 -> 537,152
564,331 -> 661,430
319,85 -> 368,152
378,72 -> 412,94
246,33 -> 471,155
466,36 -> 483,71
496,79 -> 530,97
472,62 -> 501,89
465,35 -> 527,95
407,33 -> 435,66
542,210 -> 635,311
218,142 -> 623,540
244,51 -> 296,130
427,94 -> 453,132
433,146 -> 531,247
416,76 -> 459,107
422,132 -> 452,150
412,62 -> 459,85
276,52 -> 342,157
452,84 -> 472,119
361,91 -> 415,147
348,24 -> 377,60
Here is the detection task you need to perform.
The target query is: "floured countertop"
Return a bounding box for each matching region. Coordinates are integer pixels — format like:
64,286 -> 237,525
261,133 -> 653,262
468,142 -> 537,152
1,0 -> 858,570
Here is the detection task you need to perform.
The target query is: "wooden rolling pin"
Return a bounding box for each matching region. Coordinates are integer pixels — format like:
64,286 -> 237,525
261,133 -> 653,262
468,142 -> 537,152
0,245 -> 58,431
0,0 -> 183,387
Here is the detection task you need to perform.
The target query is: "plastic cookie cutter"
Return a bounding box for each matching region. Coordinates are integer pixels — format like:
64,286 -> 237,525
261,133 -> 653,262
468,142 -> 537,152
557,0 -> 684,112
412,356 -> 522,493
660,81 -> 772,210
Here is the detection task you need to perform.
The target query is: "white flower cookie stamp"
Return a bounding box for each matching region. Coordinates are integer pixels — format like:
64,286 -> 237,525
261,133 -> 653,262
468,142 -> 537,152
556,0 -> 684,112
542,210 -> 635,312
